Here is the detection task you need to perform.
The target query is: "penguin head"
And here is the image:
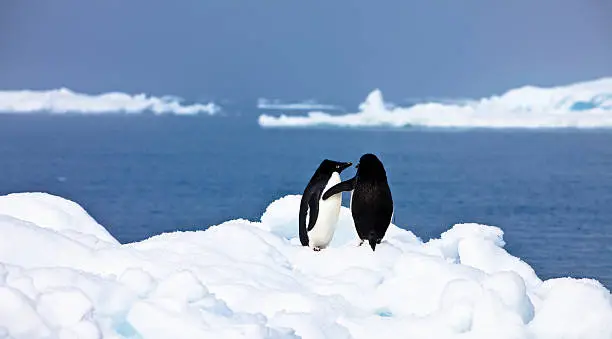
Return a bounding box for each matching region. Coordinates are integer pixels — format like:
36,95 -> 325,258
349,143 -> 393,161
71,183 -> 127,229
320,159 -> 353,174
355,153 -> 386,178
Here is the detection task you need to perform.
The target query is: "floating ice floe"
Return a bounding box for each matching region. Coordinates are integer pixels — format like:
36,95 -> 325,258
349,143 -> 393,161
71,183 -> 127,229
0,192 -> 611,338
257,98 -> 343,111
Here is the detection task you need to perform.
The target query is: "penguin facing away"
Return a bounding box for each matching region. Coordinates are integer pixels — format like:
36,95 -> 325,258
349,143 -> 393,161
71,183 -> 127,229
322,153 -> 393,251
299,159 -> 353,251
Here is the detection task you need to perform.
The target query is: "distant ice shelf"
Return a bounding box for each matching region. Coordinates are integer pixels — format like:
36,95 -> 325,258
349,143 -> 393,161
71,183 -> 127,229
257,98 -> 343,111
0,88 -> 219,115
259,77 -> 612,129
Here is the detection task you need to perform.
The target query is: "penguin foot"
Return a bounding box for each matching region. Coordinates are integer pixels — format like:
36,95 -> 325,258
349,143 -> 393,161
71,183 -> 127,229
358,240 -> 365,246
313,247 -> 321,252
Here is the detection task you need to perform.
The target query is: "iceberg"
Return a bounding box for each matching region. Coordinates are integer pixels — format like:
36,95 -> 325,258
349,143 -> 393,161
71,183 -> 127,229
0,192 -> 611,338
0,88 -> 220,115
258,77 -> 612,129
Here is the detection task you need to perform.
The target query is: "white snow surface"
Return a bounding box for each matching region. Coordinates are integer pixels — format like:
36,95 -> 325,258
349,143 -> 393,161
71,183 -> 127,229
258,77 -> 612,128
0,192 -> 611,339
0,88 -> 219,115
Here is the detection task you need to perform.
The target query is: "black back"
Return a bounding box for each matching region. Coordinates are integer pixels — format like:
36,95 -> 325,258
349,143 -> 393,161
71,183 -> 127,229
299,159 -> 352,247
322,153 -> 393,251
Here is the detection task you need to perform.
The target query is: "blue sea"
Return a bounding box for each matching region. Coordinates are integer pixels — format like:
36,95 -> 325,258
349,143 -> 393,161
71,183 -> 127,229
1,114 -> 611,288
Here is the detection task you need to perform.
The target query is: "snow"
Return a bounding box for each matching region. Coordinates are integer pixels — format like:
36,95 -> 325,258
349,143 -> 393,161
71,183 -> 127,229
258,77 -> 612,129
0,88 -> 219,115
36,288 -> 94,327
0,192 -> 118,248
0,192 -> 611,339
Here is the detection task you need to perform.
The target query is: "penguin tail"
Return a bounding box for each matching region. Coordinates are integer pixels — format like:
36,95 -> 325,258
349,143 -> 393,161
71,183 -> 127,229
368,231 -> 378,251
368,239 -> 377,251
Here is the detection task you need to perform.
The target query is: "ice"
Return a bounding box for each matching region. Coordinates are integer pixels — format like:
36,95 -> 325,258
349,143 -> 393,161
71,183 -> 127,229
0,191 -> 611,338
258,77 -> 612,129
0,192 -> 118,247
257,98 -> 343,111
150,271 -> 208,303
57,320 -> 102,339
0,88 -> 219,115
36,288 -> 94,327
118,268 -> 156,297
0,286 -> 51,338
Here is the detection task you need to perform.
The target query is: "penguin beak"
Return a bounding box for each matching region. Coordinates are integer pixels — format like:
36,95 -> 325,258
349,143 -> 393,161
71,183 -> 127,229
337,162 -> 352,173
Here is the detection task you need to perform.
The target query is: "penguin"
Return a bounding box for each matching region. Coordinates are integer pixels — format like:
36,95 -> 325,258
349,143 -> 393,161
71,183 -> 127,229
299,159 -> 353,251
322,153 -> 393,251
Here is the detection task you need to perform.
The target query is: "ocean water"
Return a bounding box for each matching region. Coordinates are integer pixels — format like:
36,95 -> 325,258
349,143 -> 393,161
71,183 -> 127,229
1,114 -> 611,288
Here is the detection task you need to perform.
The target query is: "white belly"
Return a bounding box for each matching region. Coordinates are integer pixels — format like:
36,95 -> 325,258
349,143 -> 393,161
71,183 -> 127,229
307,172 -> 342,249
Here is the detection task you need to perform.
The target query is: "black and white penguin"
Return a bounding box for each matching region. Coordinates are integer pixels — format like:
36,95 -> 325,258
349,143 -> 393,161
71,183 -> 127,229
299,159 -> 353,251
322,153 -> 393,251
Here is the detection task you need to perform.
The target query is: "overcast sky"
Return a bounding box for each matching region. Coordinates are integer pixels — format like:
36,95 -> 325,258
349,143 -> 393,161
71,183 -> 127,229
1,0 -> 611,107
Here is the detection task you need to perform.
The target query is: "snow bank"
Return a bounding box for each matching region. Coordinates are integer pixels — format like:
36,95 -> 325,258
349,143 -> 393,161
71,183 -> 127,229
0,192 -> 611,339
258,77 -> 612,129
0,193 -> 118,248
0,88 -> 219,115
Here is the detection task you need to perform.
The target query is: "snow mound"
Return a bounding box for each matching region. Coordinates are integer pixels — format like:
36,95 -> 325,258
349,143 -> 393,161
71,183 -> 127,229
0,192 -> 118,248
0,192 -> 611,339
0,88 -> 219,115
258,77 -> 612,129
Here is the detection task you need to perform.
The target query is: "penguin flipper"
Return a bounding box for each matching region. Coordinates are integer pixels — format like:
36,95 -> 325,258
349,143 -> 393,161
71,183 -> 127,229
306,194 -> 320,231
298,195 -> 310,246
322,177 -> 356,200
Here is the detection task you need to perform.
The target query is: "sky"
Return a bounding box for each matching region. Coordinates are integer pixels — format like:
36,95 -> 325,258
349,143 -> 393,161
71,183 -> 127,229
1,0 -> 611,107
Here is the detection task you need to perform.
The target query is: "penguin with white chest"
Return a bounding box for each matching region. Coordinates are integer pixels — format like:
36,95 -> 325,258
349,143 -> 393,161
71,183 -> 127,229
299,159 -> 353,251
322,153 -> 393,251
